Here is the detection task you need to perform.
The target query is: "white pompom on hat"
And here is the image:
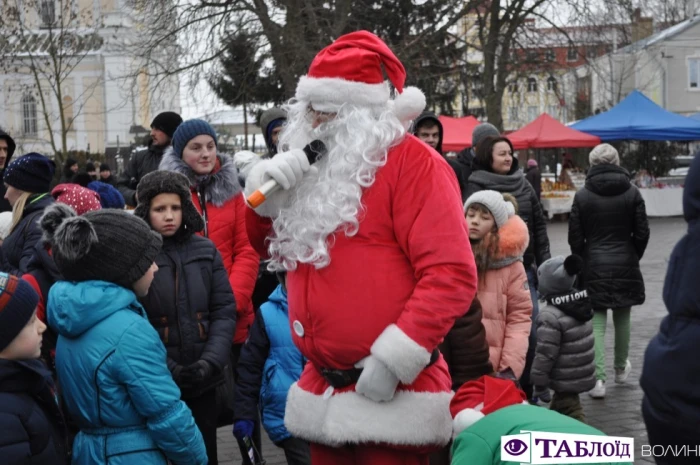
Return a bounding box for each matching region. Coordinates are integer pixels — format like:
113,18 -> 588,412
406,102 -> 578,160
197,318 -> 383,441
295,30 -> 426,123
464,190 -> 516,228
450,375 -> 529,436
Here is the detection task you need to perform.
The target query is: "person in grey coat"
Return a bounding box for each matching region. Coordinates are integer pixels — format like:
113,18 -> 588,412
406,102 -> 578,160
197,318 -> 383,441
531,254 -> 596,422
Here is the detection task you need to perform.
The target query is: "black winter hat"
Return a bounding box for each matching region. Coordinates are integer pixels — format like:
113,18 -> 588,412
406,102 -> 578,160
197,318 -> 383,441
85,162 -> 96,173
3,153 -> 56,193
40,204 -> 162,288
99,163 -> 111,172
134,171 -> 204,241
151,111 -> 183,139
71,172 -> 93,188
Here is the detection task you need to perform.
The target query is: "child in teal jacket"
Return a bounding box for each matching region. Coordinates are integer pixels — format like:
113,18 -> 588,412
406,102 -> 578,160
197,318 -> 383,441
42,204 -> 207,465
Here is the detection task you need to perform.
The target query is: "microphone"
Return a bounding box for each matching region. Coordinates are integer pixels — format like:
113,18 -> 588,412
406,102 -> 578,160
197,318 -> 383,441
246,140 -> 326,208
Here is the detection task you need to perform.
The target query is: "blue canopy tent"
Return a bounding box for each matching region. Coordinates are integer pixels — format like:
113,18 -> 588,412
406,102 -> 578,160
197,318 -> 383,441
571,90 -> 700,141
691,112 -> 700,121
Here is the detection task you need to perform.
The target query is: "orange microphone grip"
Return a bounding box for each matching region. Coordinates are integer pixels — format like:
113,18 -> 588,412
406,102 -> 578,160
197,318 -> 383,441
247,191 -> 267,208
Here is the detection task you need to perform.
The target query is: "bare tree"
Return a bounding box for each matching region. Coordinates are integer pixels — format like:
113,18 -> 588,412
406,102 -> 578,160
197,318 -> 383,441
0,0 -> 108,164
122,0 -> 479,115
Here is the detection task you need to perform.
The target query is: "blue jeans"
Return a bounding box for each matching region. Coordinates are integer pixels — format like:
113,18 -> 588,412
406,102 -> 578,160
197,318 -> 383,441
519,267 -> 540,397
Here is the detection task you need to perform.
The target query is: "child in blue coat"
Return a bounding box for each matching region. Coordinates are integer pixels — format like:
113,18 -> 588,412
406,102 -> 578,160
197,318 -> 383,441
232,273 -> 310,465
41,204 -> 207,465
0,273 -> 69,465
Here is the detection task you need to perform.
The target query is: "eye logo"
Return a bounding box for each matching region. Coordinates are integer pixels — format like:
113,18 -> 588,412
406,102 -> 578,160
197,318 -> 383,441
504,439 -> 528,456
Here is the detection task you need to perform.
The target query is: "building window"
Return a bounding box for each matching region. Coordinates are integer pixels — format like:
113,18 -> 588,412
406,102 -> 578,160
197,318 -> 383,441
547,76 -> 558,92
508,80 -> 519,93
567,46 -> 578,62
545,49 -> 556,62
689,57 -> 700,89
586,46 -> 598,59
526,50 -> 538,62
39,0 -> 56,27
528,106 -> 538,122
547,105 -> 559,119
22,94 -> 38,136
527,77 -> 538,92
509,106 -> 519,122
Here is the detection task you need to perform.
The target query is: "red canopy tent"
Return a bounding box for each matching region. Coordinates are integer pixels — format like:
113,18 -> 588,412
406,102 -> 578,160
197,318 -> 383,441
507,113 -> 601,150
438,115 -> 480,152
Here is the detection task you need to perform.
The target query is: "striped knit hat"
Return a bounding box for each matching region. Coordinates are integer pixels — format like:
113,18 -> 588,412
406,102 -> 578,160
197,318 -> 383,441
0,273 -> 40,352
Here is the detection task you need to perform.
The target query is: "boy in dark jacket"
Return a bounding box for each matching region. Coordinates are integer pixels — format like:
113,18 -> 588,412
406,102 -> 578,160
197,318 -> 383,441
0,272 -> 69,465
233,273 -> 310,465
531,255 -> 596,422
135,170 -> 236,465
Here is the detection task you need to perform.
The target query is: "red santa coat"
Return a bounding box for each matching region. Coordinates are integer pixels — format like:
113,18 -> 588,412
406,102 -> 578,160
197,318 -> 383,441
247,135 -> 477,448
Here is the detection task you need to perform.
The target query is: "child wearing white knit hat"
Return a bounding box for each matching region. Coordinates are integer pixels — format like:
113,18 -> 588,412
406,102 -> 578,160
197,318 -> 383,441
464,190 -> 533,382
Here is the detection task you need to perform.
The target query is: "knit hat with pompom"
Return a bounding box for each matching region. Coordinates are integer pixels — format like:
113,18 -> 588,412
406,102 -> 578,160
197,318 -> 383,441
537,254 -> 584,297
39,204 -> 161,288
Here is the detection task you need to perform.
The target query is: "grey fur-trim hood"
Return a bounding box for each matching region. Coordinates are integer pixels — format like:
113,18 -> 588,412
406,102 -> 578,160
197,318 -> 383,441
159,146 -> 242,207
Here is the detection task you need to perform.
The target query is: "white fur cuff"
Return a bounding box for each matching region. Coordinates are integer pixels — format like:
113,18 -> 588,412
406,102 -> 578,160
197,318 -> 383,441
244,159 -> 290,218
371,324 -> 432,385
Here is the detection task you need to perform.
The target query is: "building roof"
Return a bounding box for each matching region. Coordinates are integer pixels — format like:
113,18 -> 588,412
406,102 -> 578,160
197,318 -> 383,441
198,108 -> 252,126
619,15 -> 700,52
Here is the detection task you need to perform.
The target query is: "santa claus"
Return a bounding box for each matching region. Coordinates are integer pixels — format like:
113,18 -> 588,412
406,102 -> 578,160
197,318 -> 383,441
243,31 -> 478,465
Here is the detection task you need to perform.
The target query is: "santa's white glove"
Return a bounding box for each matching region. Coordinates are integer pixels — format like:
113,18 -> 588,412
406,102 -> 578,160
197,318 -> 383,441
354,355 -> 400,402
244,149 -> 316,218
262,149 -> 311,190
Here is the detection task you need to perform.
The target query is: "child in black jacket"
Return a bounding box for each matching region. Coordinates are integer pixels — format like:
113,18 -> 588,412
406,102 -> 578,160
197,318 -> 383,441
135,170 -> 236,465
0,272 -> 69,465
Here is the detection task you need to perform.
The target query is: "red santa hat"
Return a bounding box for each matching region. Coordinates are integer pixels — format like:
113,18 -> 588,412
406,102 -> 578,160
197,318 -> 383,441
295,30 -> 425,122
450,375 -> 529,436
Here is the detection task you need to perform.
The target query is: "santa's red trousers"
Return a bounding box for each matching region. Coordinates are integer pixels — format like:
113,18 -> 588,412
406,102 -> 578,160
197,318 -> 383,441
310,443 -> 430,465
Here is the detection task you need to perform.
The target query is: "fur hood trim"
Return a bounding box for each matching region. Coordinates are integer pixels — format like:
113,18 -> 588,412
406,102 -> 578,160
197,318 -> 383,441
159,146 -> 242,207
491,214 -> 529,262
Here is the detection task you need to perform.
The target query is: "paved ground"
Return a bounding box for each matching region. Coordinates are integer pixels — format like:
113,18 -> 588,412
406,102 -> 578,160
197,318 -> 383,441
217,217 -> 686,464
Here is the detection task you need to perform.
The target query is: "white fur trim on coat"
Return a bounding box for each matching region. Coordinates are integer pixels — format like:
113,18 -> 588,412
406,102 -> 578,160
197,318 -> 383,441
296,76 -> 391,111
371,324 -> 432,384
284,383 -> 453,447
452,404 -> 485,437
243,159 -> 291,218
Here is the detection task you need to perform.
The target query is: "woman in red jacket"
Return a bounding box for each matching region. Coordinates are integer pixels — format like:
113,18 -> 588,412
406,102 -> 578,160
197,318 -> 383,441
160,119 -> 259,347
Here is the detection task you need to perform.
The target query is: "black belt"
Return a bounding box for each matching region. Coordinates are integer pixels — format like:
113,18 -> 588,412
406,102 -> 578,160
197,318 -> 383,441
319,348 -> 440,389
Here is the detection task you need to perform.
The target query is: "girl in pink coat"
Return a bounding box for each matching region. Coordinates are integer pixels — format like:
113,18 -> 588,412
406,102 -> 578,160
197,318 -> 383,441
465,190 -> 533,379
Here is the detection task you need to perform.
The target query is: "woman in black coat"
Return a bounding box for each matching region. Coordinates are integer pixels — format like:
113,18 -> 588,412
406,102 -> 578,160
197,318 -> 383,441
1,153 -> 55,275
135,170 -> 236,465
464,135 -> 551,399
568,143 -> 649,400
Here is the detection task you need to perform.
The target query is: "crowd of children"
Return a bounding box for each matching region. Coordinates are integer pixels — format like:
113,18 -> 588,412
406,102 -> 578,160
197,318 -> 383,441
0,119 -> 649,465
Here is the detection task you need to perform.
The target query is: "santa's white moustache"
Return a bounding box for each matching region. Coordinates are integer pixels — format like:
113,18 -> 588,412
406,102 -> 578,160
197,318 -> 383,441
267,100 -> 405,272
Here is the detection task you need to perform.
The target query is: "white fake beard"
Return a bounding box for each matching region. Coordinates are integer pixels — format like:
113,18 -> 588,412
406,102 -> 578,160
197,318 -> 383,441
267,100 -> 406,272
